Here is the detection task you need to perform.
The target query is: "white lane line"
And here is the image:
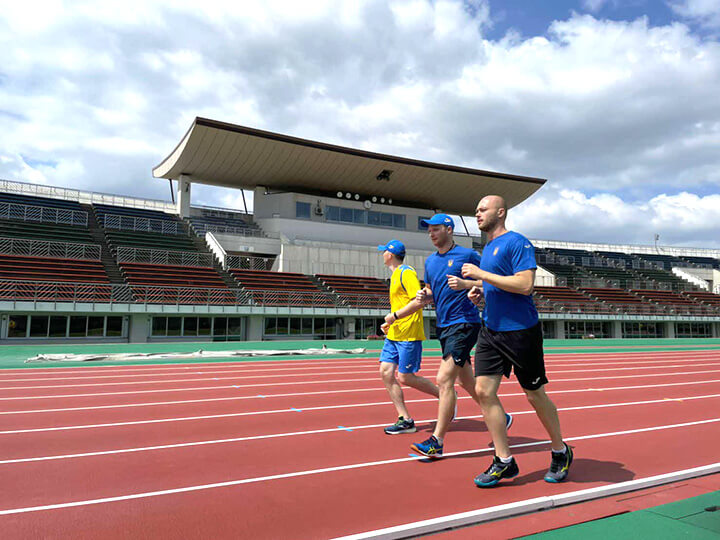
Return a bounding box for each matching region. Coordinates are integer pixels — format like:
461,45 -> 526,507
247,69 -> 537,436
3,356 -> 719,387
333,462 -> 720,539
4,361 -> 720,398
0,417 -> 718,517
1,393 -> 718,465
3,367 -> 720,417
3,378 -> 720,435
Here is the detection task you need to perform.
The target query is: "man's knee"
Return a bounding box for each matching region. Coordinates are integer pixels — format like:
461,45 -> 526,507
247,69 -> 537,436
397,372 -> 415,385
524,387 -> 550,407
379,363 -> 396,382
474,376 -> 500,403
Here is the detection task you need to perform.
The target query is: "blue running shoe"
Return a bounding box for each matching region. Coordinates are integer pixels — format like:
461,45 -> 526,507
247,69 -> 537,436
474,456 -> 519,488
384,417 -> 416,435
505,412 -> 513,431
410,436 -> 443,458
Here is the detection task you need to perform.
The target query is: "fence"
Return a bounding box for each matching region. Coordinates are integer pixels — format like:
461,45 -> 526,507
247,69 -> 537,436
192,222 -> 278,239
0,201 -> 88,227
103,214 -> 181,235
115,247 -> 214,267
0,237 -> 101,260
226,255 -> 275,271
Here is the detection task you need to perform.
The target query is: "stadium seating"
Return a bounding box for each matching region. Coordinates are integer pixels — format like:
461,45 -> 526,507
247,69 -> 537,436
228,269 -> 335,307
580,288 -> 665,314
0,191 -> 84,212
533,286 -> 612,314
0,219 -> 95,244
683,291 -> 720,310
681,256 -> 720,269
631,289 -> 716,315
188,213 -> 264,237
316,274 -> 390,309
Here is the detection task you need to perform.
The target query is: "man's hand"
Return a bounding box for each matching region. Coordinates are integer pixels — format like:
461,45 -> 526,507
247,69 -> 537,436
468,285 -> 483,306
462,263 -> 484,280
380,322 -> 391,334
446,274 -> 472,291
416,287 -> 432,306
384,312 -> 396,326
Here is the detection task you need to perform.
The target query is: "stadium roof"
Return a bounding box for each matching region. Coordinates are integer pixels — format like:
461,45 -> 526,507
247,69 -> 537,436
153,117 -> 546,214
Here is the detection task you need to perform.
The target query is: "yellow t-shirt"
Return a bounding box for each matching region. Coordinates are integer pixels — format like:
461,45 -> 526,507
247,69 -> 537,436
387,265 -> 425,341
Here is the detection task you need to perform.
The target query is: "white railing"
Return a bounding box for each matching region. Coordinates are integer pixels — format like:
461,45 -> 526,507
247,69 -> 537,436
0,178 -> 176,213
0,237 -> 101,260
532,237 -> 720,259
191,222 -> 277,239
103,214 -> 181,235
205,231 -> 227,268
0,201 -> 88,226
116,247 -> 214,268
226,254 -> 275,271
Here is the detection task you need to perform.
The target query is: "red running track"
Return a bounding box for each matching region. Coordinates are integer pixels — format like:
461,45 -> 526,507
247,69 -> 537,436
1,349 -> 719,539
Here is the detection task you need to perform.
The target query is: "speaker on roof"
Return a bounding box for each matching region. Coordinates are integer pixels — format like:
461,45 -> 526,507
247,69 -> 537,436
313,200 -> 324,216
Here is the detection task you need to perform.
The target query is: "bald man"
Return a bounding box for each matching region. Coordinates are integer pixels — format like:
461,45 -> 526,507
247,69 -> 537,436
461,195 -> 572,487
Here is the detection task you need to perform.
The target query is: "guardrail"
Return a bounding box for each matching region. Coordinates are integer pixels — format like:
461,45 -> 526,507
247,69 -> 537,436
226,255 -> 275,271
103,214 -> 181,235
116,247 -> 214,268
0,237 -> 101,260
0,201 -> 88,227
191,222 -> 279,239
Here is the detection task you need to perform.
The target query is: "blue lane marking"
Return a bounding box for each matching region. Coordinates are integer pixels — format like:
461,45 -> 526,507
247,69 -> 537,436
337,426 -> 353,432
408,453 -> 420,458
291,407 -> 303,412
232,385 -> 241,388
257,394 -> 266,398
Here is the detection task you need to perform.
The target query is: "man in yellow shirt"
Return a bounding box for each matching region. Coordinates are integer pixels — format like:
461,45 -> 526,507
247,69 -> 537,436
377,239 -> 440,434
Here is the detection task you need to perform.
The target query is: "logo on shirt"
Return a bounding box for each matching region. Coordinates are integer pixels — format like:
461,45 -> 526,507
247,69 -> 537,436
447,259 -> 454,267
525,244 -> 531,249
493,247 -> 499,256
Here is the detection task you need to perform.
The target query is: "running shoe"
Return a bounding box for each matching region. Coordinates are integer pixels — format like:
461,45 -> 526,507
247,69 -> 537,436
474,455 -> 519,488
505,412 -> 513,430
544,443 -> 573,483
384,417 -> 417,435
410,436 -> 443,458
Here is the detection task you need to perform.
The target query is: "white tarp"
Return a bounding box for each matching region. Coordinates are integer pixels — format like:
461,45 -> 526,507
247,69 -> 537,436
26,346 -> 367,363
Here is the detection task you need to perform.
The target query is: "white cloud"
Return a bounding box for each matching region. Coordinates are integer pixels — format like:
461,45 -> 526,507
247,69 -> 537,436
582,0 -> 609,13
670,0 -> 720,28
0,1 -> 718,248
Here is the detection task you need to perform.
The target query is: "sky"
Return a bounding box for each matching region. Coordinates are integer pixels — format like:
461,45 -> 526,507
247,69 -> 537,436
1,0 -> 719,247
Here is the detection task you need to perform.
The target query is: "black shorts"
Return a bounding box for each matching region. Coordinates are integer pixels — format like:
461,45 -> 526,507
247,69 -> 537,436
474,322 -> 547,390
437,323 -> 480,367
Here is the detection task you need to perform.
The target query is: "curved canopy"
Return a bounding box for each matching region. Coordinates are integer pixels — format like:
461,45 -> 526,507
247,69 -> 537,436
153,117 -> 546,214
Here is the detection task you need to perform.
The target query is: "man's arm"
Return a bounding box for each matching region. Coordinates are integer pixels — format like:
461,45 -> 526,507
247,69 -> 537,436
462,264 -> 535,296
381,297 -> 425,334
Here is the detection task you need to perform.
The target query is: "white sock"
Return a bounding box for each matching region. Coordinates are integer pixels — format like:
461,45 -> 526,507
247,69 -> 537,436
552,444 -> 567,454
499,455 -> 513,464
405,417 -> 413,423
434,436 -> 443,445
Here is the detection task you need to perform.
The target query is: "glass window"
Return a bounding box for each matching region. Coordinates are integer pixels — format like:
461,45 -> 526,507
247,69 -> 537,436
88,316 -> 104,337
29,316 -> 49,338
167,317 -> 182,336
418,217 -> 430,230
276,317 -> 289,334
183,317 -> 197,336
325,317 -> 337,338
264,317 -> 277,335
296,202 -> 311,219
313,318 -> 325,335
302,317 -> 313,335
340,207 -> 353,223
49,316 -> 67,337
367,211 -> 380,226
326,206 -> 340,221
151,317 -> 166,337
198,317 -> 211,336
353,209 -> 366,224
8,315 -> 27,338
106,317 -> 123,337
392,214 -> 405,229
380,212 -> 393,227
228,317 -> 243,336
214,317 -> 227,336
290,318 -> 301,335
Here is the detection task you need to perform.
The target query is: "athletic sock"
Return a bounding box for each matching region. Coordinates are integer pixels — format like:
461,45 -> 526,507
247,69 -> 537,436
498,455 -> 513,464
433,436 -> 443,445
551,444 -> 567,454
405,417 -> 413,423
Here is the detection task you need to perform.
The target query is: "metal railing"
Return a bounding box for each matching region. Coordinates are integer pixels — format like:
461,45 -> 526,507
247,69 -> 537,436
0,237 -> 101,260
0,178 -> 176,213
191,222 -> 278,239
0,201 -> 88,227
116,247 -> 214,268
226,255 -> 275,271
103,214 -> 181,235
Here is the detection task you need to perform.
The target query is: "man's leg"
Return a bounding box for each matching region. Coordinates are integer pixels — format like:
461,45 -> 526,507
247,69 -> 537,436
432,355 -> 461,440
523,386 -> 564,451
475,374 -> 510,457
379,362 -> 410,419
397,372 -> 440,398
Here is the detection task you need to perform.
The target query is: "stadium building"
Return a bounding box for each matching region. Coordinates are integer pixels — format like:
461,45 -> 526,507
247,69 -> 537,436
1,117 -> 720,344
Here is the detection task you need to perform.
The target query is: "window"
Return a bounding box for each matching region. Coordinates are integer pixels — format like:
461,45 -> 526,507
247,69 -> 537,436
8,315 -> 27,338
106,317 -> 123,337
418,217 -> 430,230
296,202 -> 311,219
622,322 -> 665,339
355,318 -> 384,339
276,317 -> 289,334
393,214 -> 406,229
183,317 -> 198,337
353,209 -> 366,224
29,316 -> 49,338
290,318 -> 301,335
264,317 -> 277,335
152,317 -> 167,337
564,321 -> 611,339
302,317 -> 313,335
367,211 -> 380,226
675,322 -> 712,338
167,317 -> 182,336
88,317 -> 104,337
428,318 -> 437,339
49,316 -> 67,338
541,321 -> 556,339
228,318 -> 243,336
325,206 -> 339,221
339,207 -> 354,223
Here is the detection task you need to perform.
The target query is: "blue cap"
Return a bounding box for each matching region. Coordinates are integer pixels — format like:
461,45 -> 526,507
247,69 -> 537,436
420,213 -> 454,227
378,239 -> 406,257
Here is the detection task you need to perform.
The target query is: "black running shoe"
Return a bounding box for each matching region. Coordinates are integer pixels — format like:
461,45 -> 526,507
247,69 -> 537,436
384,417 -> 417,435
544,444 -> 573,483
474,455 -> 519,488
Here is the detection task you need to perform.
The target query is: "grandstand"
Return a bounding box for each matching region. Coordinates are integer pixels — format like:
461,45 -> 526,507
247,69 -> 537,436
1,117 -> 719,343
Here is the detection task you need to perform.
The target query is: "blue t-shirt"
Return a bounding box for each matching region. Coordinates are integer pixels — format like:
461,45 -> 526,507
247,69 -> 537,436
480,231 -> 539,332
424,244 -> 482,328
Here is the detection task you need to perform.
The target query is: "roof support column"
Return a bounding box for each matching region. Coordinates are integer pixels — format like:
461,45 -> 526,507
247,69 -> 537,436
177,174 -> 192,217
